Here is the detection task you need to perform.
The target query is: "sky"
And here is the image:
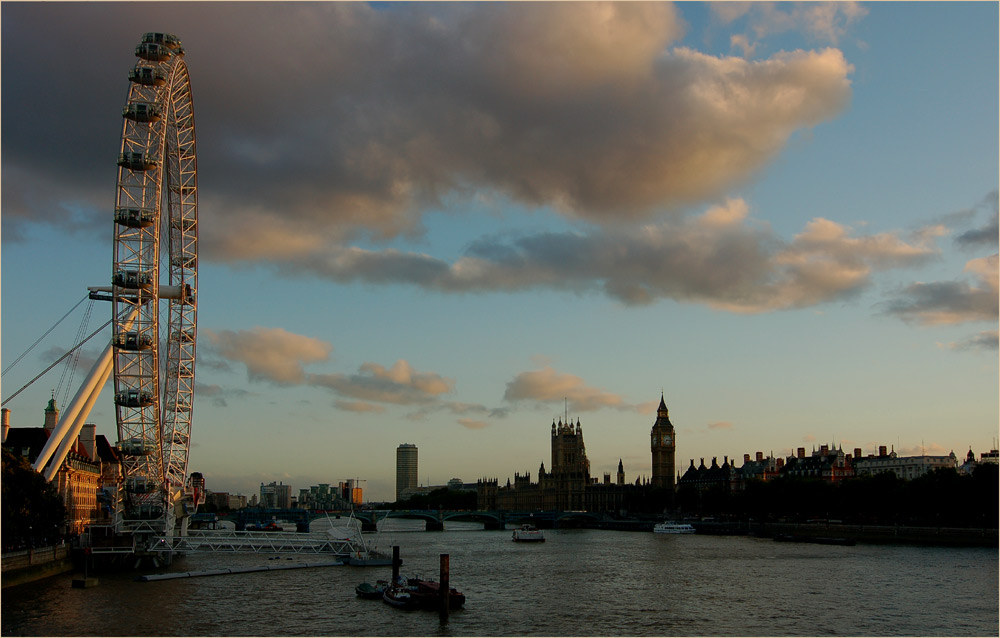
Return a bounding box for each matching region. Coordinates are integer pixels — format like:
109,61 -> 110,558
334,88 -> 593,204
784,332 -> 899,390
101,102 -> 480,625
2,2 -> 997,503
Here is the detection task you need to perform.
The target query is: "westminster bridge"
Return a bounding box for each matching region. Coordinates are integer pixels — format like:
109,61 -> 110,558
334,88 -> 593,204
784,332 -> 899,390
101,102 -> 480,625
203,508 -> 649,533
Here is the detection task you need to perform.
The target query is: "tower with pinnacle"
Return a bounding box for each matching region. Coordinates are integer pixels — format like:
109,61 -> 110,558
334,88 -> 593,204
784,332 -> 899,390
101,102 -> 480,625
650,394 -> 676,491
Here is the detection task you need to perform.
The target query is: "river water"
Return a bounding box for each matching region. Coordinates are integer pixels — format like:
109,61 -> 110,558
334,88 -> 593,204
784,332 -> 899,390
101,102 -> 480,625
2,520 -> 997,636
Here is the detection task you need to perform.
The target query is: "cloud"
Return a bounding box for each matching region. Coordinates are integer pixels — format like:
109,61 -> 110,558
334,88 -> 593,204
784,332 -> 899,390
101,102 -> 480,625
2,3 -> 853,255
406,401 -> 509,427
711,2 -> 868,46
881,254 -> 999,326
938,330 -> 999,353
458,418 -> 488,430
503,366 -> 638,413
802,434 -> 817,443
898,442 -> 952,457
309,359 -> 454,406
954,190 -> 999,250
201,327 -> 333,385
195,383 -> 254,408
708,421 -> 734,430
276,199 -> 940,312
334,400 -> 386,414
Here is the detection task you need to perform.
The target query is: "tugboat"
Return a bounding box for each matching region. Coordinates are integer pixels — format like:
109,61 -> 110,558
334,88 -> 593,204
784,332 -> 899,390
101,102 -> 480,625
382,576 -> 466,610
512,524 -> 545,542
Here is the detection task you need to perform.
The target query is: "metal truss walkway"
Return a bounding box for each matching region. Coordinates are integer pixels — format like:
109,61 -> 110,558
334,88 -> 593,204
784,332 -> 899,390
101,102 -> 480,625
148,529 -> 390,562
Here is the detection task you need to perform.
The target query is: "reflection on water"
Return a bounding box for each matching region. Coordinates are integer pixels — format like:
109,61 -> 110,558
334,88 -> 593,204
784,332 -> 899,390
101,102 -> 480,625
3,526 -> 997,637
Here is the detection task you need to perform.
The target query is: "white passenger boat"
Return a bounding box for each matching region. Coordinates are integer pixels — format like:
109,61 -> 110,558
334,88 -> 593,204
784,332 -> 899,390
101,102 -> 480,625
653,522 -> 696,534
512,524 -> 545,542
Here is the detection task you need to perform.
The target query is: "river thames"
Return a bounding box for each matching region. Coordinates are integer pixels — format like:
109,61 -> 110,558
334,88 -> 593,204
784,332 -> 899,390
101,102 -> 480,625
2,520 -> 997,636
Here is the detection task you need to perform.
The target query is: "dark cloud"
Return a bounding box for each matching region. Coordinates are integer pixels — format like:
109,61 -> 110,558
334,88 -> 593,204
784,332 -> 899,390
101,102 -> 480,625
946,330 -> 999,352
276,199 -> 940,312
954,190 -> 999,249
2,2 -> 853,258
881,255 -> 998,326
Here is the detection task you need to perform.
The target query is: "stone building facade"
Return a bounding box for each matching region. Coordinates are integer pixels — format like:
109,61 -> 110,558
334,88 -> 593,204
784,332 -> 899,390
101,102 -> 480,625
2,400 -> 119,536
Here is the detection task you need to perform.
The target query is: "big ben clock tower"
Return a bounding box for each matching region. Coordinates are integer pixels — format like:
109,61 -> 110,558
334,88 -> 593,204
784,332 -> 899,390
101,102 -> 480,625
650,394 -> 676,491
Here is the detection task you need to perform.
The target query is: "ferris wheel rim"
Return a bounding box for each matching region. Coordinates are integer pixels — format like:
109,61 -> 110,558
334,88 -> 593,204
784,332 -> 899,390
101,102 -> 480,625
111,32 -> 197,529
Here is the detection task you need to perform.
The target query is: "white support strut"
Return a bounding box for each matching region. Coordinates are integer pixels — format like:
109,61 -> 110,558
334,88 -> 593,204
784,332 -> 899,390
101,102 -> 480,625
32,306 -> 138,477
32,343 -> 114,474
42,357 -> 114,483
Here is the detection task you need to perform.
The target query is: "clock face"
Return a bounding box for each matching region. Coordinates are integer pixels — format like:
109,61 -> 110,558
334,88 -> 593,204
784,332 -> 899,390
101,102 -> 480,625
664,434 -> 673,446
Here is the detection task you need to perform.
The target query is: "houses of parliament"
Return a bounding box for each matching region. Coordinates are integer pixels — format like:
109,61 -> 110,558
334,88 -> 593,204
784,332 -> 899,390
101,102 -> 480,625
477,395 -> 676,512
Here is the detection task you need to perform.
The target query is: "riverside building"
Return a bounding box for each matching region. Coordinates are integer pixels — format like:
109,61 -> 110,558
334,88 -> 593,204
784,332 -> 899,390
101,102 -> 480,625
2,400 -> 119,536
396,443 -> 418,501
477,395 -> 676,513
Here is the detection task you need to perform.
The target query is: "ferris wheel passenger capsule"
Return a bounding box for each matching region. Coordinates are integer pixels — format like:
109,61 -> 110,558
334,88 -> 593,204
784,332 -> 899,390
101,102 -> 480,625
135,41 -> 173,62
115,207 -> 156,228
118,438 -> 156,456
115,389 -> 154,408
123,102 -> 162,122
113,331 -> 154,351
128,66 -> 167,86
141,32 -> 182,49
113,269 -> 154,290
118,151 -> 158,171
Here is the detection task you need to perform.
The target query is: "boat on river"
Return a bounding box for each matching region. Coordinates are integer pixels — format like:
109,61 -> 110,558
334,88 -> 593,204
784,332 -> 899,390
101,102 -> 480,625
382,577 -> 466,610
512,524 -> 545,542
355,580 -> 389,599
653,522 -> 696,534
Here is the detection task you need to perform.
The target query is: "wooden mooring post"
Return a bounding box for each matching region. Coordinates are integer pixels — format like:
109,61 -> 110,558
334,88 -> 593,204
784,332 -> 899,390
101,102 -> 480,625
391,546 -> 401,584
439,553 -> 450,622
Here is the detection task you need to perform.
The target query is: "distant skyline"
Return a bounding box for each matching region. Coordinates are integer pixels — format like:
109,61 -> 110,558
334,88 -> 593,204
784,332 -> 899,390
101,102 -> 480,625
2,2 -> 997,502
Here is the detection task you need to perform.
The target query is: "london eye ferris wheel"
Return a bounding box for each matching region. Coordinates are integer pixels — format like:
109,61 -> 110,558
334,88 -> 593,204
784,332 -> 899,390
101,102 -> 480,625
111,32 -> 198,532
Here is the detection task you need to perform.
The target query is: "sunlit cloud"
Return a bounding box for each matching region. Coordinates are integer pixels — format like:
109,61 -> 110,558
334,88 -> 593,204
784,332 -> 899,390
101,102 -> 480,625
711,1 -> 868,47
458,418 -> 488,430
708,421 -> 734,430
2,3 -> 854,254
334,400 -> 386,414
202,327 -> 333,385
309,359 -> 454,406
898,442 -> 952,457
504,366 -> 641,413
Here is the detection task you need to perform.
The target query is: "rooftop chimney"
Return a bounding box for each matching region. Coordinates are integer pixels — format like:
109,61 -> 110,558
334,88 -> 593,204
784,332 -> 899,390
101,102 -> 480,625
820,444 -> 829,455
797,447 -> 806,459
879,445 -> 887,457
1,408 -> 10,444
854,447 -> 862,460
80,423 -> 97,461
744,453 -> 751,464
756,451 -> 764,462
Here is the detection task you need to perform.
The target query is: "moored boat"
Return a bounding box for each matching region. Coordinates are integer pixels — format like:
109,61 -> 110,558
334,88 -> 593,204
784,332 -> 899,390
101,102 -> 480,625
382,584 -> 420,609
653,522 -> 696,534
512,524 -> 545,542
381,577 -> 466,610
355,580 -> 389,599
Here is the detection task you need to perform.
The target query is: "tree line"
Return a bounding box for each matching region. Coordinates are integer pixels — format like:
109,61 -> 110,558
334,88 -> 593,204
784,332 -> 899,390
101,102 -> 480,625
676,465 -> 998,527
